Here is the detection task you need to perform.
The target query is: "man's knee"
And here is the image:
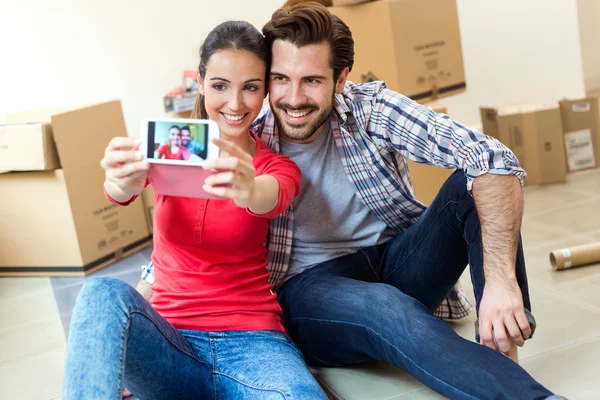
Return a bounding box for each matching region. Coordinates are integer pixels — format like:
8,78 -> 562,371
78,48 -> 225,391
356,284 -> 451,352
364,284 -> 426,316
438,170 -> 475,214
286,381 -> 327,400
443,170 -> 468,194
448,169 -> 466,183
323,283 -> 432,341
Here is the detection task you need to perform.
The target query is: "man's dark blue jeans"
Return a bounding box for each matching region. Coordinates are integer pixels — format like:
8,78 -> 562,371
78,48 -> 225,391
278,171 -> 555,399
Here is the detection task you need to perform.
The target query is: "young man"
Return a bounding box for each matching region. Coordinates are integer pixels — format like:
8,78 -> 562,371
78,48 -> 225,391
179,125 -> 205,157
141,3 -> 564,398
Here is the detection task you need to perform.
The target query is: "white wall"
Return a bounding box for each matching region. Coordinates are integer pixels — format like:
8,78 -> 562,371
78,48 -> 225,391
576,0 -> 600,94
443,0 -> 586,127
0,0 -> 283,133
0,0 -> 587,131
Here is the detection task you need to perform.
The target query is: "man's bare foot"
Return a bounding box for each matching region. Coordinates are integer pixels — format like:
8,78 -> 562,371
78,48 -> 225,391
503,341 -> 519,364
123,387 -> 132,398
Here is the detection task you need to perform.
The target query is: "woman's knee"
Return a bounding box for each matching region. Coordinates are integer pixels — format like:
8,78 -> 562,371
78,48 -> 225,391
256,375 -> 326,400
284,380 -> 327,399
75,276 -> 135,314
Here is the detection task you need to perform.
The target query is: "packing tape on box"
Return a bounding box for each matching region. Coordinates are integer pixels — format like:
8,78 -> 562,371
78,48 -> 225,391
550,242 -> 600,270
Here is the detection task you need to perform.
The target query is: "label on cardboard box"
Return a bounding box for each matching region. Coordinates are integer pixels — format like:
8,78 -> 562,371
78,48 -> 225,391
572,102 -> 591,113
92,202 -> 137,252
564,129 -> 596,171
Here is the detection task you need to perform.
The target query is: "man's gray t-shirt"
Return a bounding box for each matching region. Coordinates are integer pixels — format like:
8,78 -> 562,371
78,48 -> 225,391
279,122 -> 396,280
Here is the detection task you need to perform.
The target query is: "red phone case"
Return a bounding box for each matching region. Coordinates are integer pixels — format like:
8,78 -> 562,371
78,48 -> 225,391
147,163 -> 219,199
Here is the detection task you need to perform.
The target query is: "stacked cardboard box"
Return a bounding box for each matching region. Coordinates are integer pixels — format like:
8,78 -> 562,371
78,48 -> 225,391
286,0 -> 375,7
0,123 -> 60,173
478,96 -> 600,187
285,0 -> 466,103
480,105 -> 568,186
332,0 -> 373,5
329,0 -> 466,103
0,101 -> 152,276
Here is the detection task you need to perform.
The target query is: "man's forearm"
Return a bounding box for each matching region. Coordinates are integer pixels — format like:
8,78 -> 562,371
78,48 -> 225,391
472,174 -> 524,285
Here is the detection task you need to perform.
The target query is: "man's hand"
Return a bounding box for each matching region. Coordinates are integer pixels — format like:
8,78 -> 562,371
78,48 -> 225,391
136,279 -> 154,304
478,281 -> 531,353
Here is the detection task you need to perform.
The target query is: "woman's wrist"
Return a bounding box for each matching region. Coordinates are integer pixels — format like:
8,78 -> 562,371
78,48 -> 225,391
247,176 -> 278,215
104,180 -> 135,204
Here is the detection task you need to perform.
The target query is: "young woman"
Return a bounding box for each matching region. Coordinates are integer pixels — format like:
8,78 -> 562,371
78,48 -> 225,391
62,21 -> 327,400
155,125 -> 193,160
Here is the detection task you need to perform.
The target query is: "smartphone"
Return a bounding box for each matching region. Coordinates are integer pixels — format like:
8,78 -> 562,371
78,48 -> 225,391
140,118 -> 219,165
140,118 -> 221,198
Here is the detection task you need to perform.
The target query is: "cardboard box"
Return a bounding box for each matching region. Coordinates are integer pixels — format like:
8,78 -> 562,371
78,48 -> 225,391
587,88 -> 600,98
0,101 -> 152,276
329,0 -> 466,102
0,123 -> 60,173
407,101 -> 453,206
170,110 -> 193,119
422,101 -> 447,115
480,105 -> 567,186
408,162 -> 453,206
284,0 -> 333,7
559,96 -> 600,171
4,103 -> 91,124
331,0 -> 372,5
141,186 -> 155,233
284,0 -> 372,9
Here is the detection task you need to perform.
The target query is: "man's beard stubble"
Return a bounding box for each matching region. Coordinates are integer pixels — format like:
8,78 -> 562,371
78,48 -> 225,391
271,92 -> 335,143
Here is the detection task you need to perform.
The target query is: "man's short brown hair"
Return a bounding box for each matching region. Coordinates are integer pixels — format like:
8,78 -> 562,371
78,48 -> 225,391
263,1 -> 354,81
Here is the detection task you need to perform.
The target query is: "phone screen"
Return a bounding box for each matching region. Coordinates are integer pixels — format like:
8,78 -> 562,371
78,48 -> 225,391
147,121 -> 210,163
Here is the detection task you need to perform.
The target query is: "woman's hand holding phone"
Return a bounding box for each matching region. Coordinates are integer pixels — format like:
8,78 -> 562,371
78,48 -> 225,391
101,137 -> 150,203
202,138 -> 257,208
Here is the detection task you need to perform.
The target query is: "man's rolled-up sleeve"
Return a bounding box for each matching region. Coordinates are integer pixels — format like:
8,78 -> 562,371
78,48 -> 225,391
372,88 -> 526,193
